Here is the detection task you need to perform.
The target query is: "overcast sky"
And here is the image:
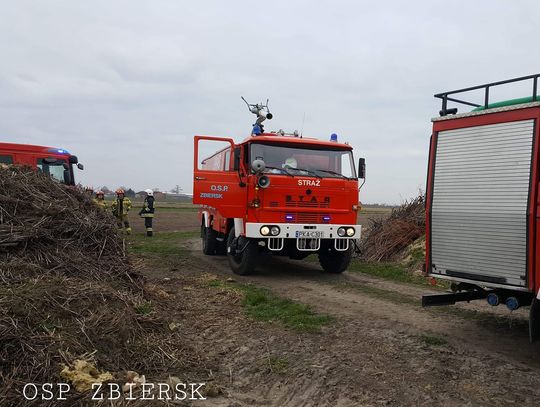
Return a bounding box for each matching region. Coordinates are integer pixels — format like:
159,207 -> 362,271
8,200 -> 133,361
1,1 -> 540,203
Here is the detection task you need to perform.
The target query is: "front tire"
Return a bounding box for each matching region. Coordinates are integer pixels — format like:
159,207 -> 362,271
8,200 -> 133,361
202,225 -> 217,255
226,227 -> 258,275
216,234 -> 228,256
318,246 -> 353,274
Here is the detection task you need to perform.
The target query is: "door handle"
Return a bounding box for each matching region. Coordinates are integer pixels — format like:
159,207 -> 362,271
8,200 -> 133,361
195,176 -> 206,181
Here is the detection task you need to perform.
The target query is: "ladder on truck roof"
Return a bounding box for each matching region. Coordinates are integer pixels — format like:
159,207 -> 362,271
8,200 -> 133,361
436,73 -> 540,116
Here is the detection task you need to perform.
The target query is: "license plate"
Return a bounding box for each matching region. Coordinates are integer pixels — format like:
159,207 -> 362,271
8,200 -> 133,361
295,231 -> 324,238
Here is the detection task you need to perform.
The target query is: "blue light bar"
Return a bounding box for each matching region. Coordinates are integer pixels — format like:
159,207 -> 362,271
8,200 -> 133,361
48,148 -> 70,154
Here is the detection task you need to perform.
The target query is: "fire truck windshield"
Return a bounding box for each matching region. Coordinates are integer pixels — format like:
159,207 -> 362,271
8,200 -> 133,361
37,159 -> 72,184
250,143 -> 356,179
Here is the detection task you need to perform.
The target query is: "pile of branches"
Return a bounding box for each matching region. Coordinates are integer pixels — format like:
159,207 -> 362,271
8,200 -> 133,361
0,167 -> 178,405
0,165 -> 131,279
360,195 -> 425,262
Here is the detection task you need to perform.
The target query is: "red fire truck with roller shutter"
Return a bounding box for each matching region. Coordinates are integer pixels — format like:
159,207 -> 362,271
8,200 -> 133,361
0,142 -> 84,185
193,100 -> 365,275
422,74 -> 540,342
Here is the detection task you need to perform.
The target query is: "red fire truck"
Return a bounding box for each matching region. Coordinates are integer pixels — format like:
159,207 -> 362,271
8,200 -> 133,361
193,100 -> 365,275
422,74 -> 540,341
0,142 -> 84,185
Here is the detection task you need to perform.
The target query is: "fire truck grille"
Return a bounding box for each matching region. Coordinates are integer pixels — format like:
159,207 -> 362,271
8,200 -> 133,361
284,196 -> 331,208
293,213 -> 330,223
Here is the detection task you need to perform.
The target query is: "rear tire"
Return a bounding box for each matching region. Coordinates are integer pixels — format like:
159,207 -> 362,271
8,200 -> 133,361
318,246 -> 352,274
202,225 -> 217,255
227,227 -> 258,275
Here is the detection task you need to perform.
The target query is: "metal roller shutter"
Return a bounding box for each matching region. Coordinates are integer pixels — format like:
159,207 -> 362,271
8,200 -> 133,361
431,119 -> 535,287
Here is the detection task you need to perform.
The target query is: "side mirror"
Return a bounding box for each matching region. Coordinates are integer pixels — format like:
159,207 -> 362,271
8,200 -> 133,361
233,147 -> 241,171
77,163 -> 84,170
251,159 -> 266,173
358,158 -> 366,179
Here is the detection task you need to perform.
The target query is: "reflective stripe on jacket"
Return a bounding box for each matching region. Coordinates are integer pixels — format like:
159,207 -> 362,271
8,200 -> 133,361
139,196 -> 155,218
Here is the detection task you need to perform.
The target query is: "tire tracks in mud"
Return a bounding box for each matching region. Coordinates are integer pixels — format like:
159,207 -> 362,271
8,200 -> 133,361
183,238 -> 540,368
175,238 -> 540,406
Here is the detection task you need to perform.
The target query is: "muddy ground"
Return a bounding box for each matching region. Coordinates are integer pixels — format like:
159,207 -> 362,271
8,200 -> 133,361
130,208 -> 540,406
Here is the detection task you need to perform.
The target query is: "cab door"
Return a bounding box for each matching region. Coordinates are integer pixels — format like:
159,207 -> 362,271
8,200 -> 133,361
193,136 -> 248,218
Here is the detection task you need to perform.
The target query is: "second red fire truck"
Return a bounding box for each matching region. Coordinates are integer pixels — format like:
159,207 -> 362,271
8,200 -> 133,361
0,142 -> 84,185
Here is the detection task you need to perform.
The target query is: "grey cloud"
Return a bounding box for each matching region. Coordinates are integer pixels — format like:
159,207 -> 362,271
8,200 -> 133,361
1,0 -> 540,202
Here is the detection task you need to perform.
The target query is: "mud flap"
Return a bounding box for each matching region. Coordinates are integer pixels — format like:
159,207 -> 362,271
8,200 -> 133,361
529,298 -> 540,343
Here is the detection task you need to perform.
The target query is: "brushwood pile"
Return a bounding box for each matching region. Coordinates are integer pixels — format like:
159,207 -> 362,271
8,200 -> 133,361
360,195 -> 425,262
0,166 -> 169,405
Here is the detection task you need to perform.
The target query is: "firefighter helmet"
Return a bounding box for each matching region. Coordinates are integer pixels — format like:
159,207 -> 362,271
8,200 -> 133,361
145,189 -> 153,196
116,188 -> 125,195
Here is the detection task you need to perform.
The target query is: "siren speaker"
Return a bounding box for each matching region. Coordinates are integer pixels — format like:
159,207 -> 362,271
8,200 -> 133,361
257,175 -> 271,189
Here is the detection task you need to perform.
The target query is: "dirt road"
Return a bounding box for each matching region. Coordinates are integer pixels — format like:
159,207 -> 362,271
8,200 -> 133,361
136,230 -> 540,406
130,207 -> 540,406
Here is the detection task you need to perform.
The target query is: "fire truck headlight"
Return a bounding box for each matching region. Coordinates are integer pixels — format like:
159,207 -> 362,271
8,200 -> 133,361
270,226 -> 280,236
346,227 -> 355,237
337,227 -> 346,237
260,226 -> 270,236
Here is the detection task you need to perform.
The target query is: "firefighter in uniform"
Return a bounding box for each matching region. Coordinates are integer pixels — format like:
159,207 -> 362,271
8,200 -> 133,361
111,188 -> 132,234
139,189 -> 155,237
93,190 -> 108,210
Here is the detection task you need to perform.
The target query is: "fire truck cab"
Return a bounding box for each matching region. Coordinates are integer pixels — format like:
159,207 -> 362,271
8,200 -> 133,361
423,74 -> 540,342
0,142 -> 83,185
193,130 -> 365,275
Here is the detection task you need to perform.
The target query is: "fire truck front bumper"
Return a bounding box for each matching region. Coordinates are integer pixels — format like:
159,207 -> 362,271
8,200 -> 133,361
244,223 -> 361,240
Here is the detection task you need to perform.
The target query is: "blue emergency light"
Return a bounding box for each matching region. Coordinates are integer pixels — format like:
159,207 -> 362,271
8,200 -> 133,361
330,133 -> 338,142
48,148 -> 70,154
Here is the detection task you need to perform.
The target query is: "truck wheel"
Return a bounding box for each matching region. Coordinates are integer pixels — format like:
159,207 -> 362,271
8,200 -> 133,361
227,227 -> 257,275
318,246 -> 352,274
216,233 -> 228,256
202,225 -> 217,255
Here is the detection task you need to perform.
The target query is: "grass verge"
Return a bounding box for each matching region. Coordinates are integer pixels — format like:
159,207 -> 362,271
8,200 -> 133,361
129,230 -> 199,255
208,279 -> 332,332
